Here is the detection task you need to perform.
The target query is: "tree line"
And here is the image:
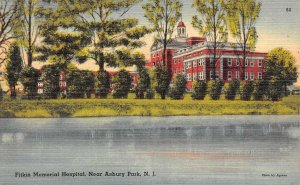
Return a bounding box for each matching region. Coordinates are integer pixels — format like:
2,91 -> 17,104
0,0 -> 298,101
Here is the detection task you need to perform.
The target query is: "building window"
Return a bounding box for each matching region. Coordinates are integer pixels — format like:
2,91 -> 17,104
210,58 -> 213,66
236,71 -> 240,79
258,72 -> 262,80
199,72 -> 204,80
228,71 -> 232,80
193,60 -> 197,67
245,72 -> 248,80
193,72 -> 197,81
250,59 -> 254,67
198,59 -> 201,66
236,58 -> 240,66
228,58 -> 232,66
38,89 -> 43,94
250,72 -> 254,80
258,59 -> 263,67
245,59 -> 249,66
174,59 -> 176,64
187,74 -> 191,81
210,71 -> 213,80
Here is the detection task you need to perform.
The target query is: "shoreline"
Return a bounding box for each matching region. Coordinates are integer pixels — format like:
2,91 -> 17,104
0,95 -> 299,118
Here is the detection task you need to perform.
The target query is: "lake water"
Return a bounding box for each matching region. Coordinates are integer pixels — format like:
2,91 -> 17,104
0,116 -> 299,185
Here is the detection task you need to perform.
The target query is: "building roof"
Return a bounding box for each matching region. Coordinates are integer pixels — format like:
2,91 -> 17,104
177,21 -> 186,27
151,38 -> 189,51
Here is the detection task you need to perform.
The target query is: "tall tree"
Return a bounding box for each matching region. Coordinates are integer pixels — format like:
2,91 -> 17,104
225,0 -> 261,80
265,48 -> 298,96
4,42 -> 23,98
143,0 -> 182,99
0,0 -> 19,65
192,0 -> 228,80
143,0 -> 182,68
14,0 -> 42,67
60,0 -> 150,71
36,0 -> 90,68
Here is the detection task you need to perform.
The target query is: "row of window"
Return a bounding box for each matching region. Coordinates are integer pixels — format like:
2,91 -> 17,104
37,82 -> 67,87
183,58 -> 263,68
185,71 -> 262,81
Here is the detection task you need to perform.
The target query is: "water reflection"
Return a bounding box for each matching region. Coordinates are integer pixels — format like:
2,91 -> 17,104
0,116 -> 299,185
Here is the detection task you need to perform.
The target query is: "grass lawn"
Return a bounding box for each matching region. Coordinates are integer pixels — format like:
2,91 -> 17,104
0,94 -> 299,118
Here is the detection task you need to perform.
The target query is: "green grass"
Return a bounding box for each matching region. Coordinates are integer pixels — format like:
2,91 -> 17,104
0,94 -> 299,118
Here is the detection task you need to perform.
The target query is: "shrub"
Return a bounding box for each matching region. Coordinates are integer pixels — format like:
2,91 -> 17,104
145,88 -> 155,99
208,80 -> 224,100
135,69 -> 151,99
96,70 -> 110,98
169,75 -> 187,100
224,80 -> 240,100
267,79 -> 283,101
253,80 -> 269,100
4,43 -> 23,99
112,70 -> 132,99
81,70 -> 95,98
67,69 -> 95,99
20,67 -> 39,99
67,70 -> 84,98
154,65 -> 171,99
41,65 -> 60,99
240,81 -> 254,101
192,80 -> 207,100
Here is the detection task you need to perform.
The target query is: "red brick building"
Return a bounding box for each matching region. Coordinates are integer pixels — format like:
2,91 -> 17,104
146,21 -> 267,90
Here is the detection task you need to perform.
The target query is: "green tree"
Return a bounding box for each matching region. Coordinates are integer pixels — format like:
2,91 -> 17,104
240,81 -> 254,101
264,48 -> 298,96
19,67 -> 39,99
35,0 -> 90,68
169,75 -> 187,100
154,65 -> 171,99
66,69 -> 85,98
59,0 -> 150,71
0,0 -> 19,65
192,80 -> 208,100
225,0 -> 261,80
96,70 -> 111,98
224,80 -> 240,100
66,69 -> 95,99
143,0 -> 182,68
41,65 -> 60,99
112,70 -> 132,99
143,0 -> 182,99
82,70 -> 95,98
208,80 -> 224,100
14,0 -> 43,67
252,80 -> 268,101
4,43 -> 23,98
192,0 -> 228,80
136,68 -> 151,99
267,79 -> 283,101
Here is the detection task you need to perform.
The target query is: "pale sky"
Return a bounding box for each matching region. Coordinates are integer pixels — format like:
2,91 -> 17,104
36,0 -> 300,85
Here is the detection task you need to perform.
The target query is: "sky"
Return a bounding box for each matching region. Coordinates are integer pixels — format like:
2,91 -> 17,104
41,0 -> 300,85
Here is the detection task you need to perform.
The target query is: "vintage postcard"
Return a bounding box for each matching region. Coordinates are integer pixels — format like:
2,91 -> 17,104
0,0 -> 299,185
